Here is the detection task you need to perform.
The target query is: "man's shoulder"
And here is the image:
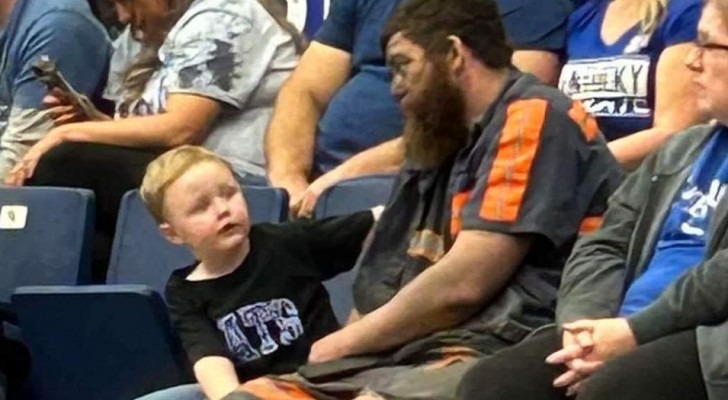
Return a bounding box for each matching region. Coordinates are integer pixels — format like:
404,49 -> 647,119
20,0 -> 102,29
494,73 -> 581,127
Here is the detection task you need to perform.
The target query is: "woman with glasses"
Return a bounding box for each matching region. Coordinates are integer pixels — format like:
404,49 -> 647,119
559,0 -> 705,168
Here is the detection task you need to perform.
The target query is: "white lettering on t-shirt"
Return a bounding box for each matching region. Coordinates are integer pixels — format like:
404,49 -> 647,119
217,299 -> 304,364
680,179 -> 727,237
559,55 -> 651,119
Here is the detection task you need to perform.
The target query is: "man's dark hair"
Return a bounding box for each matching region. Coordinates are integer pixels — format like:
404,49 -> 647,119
381,0 -> 513,69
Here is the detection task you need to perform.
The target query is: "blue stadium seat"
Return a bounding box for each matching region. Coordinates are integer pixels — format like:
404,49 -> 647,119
315,175 -> 396,323
313,175 -> 395,219
12,186 -> 289,400
0,187 -> 94,304
13,285 -> 191,400
108,187 -> 289,294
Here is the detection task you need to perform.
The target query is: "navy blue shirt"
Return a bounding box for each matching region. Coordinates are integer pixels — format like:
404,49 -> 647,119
558,0 -> 699,141
620,128 -> 728,316
0,0 -> 111,137
312,0 -> 573,175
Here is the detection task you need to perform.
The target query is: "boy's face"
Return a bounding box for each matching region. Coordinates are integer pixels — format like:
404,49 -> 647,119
160,161 -> 250,256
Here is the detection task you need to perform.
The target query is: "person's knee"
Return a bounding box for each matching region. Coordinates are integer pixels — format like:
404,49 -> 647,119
457,353 -> 521,400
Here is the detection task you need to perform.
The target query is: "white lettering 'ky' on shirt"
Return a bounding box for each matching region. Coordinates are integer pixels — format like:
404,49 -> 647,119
559,55 -> 651,119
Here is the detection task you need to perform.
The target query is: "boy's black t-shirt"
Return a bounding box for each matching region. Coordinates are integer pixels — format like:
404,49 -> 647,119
165,211 -> 374,381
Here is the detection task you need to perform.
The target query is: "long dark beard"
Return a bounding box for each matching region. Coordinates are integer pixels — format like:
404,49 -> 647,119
402,61 -> 469,168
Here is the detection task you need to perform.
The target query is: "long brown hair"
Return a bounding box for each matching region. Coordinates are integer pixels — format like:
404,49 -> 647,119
120,0 -> 305,112
640,0 -> 670,35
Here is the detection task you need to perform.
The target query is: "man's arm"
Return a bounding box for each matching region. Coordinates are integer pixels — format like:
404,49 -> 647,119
309,230 -> 531,361
265,42 -> 352,199
512,51 -> 562,86
292,138 -> 403,217
194,357 -> 241,400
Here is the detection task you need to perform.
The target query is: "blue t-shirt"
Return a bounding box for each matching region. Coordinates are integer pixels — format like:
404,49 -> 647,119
312,0 -> 573,174
0,0 -> 111,137
620,128 -> 728,316
559,0 -> 699,141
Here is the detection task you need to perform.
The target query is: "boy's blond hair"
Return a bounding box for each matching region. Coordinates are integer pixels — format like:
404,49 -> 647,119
140,145 -> 233,223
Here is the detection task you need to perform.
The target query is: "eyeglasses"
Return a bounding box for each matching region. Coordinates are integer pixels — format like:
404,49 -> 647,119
686,40 -> 728,66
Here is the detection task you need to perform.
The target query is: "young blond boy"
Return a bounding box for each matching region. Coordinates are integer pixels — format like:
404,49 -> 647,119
136,146 -> 377,400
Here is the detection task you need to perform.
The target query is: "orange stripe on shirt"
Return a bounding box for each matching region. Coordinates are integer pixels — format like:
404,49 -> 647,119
579,215 -> 604,234
239,377 -> 317,400
480,99 -> 548,222
450,191 -> 471,236
568,101 -> 599,142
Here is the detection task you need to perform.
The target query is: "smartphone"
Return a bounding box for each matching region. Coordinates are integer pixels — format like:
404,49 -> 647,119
31,55 -> 97,118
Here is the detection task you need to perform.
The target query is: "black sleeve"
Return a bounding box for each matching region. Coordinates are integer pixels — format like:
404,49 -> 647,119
298,211 -> 375,280
165,276 -> 230,365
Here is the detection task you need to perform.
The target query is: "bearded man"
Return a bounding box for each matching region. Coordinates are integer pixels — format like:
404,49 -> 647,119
223,0 -> 623,399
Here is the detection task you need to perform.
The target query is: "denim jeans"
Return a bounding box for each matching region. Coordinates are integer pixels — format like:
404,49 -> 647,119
135,383 -> 206,400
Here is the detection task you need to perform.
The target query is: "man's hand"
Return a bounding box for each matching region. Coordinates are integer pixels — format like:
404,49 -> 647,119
269,173 -> 309,210
308,329 -> 356,364
291,169 -> 343,218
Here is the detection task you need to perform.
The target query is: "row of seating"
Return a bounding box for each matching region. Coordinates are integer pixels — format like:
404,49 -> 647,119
0,175 -> 395,400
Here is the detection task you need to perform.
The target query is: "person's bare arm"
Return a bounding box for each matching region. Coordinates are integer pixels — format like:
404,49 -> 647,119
193,356 -> 241,400
512,50 -> 563,86
292,138 -> 403,217
265,42 -> 352,198
309,230 -> 532,361
608,43 -> 706,168
44,93 -> 221,148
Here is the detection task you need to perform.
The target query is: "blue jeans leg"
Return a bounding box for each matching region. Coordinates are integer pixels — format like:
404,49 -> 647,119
135,383 -> 206,400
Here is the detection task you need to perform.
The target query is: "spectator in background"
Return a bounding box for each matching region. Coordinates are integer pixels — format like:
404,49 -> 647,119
232,0 -> 622,399
458,3 -> 728,400
0,0 -> 111,180
266,0 -> 574,218
560,0 -> 705,168
5,0 -> 302,281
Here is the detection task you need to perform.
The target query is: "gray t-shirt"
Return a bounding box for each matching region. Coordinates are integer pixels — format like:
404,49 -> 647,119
112,0 -> 298,177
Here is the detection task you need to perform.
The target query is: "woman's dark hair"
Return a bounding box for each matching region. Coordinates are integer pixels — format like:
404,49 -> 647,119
381,0 -> 513,69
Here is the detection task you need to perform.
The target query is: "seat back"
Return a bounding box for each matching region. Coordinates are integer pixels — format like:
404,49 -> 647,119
315,176 -> 396,322
0,187 -> 94,302
13,285 -> 191,400
107,187 -> 289,295
314,175 -> 395,219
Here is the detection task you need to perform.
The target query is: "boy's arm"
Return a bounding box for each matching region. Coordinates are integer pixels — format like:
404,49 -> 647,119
300,210 -> 377,280
194,356 -> 240,400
